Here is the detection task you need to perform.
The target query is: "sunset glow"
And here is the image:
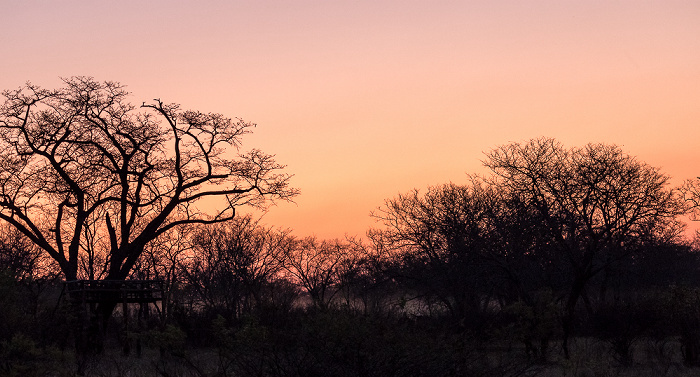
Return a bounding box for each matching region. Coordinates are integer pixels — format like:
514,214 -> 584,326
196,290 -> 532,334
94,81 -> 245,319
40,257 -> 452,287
3,1 -> 699,239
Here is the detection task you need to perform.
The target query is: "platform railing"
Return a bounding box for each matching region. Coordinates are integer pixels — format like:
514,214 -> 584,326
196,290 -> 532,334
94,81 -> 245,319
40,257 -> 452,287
64,279 -> 164,303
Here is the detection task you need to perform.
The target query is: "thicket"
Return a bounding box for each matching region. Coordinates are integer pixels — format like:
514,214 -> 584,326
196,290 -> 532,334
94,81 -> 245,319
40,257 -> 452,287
3,211 -> 700,375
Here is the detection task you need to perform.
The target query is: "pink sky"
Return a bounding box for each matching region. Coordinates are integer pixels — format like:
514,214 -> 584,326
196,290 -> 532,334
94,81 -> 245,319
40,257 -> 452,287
2,1 -> 700,239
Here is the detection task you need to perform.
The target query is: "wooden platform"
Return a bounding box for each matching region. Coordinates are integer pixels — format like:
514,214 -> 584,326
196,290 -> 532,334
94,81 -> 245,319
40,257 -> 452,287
64,280 -> 164,304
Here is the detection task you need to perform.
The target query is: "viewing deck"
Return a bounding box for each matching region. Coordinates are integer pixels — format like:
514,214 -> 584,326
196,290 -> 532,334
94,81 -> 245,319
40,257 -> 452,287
64,280 -> 164,304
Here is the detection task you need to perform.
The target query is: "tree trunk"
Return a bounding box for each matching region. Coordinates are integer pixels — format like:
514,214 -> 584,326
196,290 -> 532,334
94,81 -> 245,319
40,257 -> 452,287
73,295 -> 119,356
562,274 -> 588,359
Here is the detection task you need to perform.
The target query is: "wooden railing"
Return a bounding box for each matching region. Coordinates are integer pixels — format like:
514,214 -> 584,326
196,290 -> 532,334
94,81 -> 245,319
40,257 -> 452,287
64,280 -> 164,303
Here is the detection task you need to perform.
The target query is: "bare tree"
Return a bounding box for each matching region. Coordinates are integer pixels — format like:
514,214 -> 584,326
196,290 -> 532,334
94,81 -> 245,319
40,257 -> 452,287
681,178 -> 700,222
131,225 -> 193,322
370,180 -> 502,322
0,224 -> 44,281
0,77 -> 298,323
484,137 -> 684,358
282,237 -> 357,310
184,216 -> 294,319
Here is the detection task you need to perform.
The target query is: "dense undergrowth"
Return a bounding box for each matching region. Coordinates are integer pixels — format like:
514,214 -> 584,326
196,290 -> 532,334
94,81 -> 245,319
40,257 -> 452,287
4,274 -> 700,377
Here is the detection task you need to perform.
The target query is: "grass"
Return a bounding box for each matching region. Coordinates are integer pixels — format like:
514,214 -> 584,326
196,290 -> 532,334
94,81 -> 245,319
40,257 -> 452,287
6,336 -> 700,376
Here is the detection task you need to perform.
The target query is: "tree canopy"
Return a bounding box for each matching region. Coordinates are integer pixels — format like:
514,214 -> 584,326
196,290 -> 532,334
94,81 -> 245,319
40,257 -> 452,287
0,77 -> 298,281
484,137 -> 685,356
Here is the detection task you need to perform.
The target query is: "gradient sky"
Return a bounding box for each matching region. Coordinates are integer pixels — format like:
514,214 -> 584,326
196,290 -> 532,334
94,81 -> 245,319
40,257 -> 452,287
2,1 -> 699,239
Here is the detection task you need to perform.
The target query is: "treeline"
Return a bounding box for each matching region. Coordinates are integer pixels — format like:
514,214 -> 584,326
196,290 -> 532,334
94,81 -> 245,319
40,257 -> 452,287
3,137 -> 700,376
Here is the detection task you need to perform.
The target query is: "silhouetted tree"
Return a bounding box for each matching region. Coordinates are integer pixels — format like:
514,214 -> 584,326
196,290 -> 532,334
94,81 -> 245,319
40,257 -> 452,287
681,178 -> 700,234
332,237 -> 389,313
0,224 -> 63,345
370,180 -> 502,325
0,224 -> 44,281
282,237 -> 358,310
484,137 -> 685,358
0,77 -> 298,342
130,226 -> 193,323
183,216 -> 294,320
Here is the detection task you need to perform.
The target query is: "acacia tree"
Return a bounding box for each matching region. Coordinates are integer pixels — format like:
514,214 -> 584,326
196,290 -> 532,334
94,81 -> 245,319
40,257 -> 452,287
370,180 -> 502,322
484,137 -> 684,358
0,77 -> 298,287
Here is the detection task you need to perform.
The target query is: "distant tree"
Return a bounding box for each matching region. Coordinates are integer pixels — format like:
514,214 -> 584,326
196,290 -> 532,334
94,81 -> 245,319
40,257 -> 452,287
0,224 -> 62,343
332,237 -> 385,313
681,177 -> 700,223
130,226 -> 193,323
0,77 -> 298,326
370,180 -> 502,324
282,237 -> 358,310
484,137 -> 685,358
184,216 -> 294,319
0,224 -> 44,281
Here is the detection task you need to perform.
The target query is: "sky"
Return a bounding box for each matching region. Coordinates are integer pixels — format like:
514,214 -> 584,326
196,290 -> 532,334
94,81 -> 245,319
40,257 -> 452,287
2,1 -> 699,239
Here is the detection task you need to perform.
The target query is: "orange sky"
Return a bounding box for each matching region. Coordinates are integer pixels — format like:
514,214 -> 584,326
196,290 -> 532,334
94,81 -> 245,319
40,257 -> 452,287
2,1 -> 700,239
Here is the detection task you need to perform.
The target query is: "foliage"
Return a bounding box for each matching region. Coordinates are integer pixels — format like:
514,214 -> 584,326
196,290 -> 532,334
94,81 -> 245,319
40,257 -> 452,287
144,324 -> 187,358
484,137 -> 686,357
0,334 -> 71,377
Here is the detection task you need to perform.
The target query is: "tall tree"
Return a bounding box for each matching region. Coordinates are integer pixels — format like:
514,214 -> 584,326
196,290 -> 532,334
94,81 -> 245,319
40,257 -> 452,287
0,76 -> 297,284
484,137 -> 684,357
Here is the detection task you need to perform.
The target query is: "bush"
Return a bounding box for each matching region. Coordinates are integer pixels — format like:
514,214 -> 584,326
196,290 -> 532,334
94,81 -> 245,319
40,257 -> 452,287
0,333 -> 71,376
